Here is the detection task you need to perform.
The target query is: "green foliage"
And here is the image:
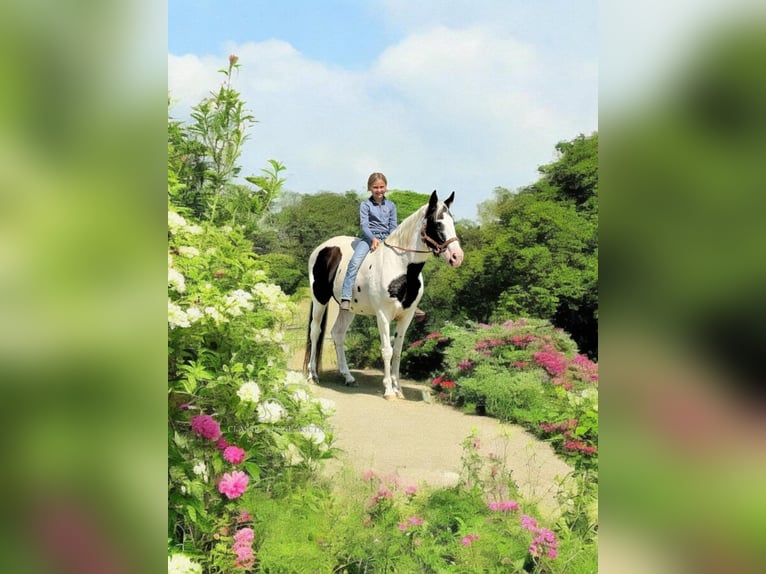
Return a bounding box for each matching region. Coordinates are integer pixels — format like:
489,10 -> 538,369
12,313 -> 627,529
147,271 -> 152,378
425,133 -> 599,358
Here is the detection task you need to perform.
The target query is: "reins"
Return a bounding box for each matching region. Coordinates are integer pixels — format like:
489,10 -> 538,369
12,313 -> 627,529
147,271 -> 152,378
384,222 -> 459,256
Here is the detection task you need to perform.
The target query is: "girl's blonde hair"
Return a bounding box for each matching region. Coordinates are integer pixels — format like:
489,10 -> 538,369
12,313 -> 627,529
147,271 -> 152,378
367,172 -> 387,189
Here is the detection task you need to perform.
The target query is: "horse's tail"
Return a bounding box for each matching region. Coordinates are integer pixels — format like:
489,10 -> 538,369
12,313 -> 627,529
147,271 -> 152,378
303,300 -> 328,375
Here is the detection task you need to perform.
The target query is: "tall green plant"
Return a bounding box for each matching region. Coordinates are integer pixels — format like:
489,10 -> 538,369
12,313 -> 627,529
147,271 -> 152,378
188,55 -> 255,221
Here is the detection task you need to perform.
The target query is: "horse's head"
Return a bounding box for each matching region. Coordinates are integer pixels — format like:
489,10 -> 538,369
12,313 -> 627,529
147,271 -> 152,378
422,191 -> 464,267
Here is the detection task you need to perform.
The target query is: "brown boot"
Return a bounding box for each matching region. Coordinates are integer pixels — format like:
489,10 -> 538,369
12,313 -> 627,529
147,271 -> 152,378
340,299 -> 350,311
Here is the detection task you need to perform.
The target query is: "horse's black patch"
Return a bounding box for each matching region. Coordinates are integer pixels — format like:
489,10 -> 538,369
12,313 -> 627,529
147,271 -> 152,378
312,246 -> 342,305
387,262 -> 425,308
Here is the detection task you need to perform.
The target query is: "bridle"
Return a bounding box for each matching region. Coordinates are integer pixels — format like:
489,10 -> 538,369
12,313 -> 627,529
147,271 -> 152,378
384,221 -> 459,256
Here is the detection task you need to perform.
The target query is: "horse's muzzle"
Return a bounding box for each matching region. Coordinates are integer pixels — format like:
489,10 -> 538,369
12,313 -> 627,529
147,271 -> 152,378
444,244 -> 464,267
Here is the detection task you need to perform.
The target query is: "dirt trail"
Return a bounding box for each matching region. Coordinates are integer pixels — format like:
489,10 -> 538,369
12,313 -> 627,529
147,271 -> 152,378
300,368 -> 572,518
285,301 -> 573,518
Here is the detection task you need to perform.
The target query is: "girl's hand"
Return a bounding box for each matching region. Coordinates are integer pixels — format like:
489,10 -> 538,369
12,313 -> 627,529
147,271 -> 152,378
371,238 -> 380,251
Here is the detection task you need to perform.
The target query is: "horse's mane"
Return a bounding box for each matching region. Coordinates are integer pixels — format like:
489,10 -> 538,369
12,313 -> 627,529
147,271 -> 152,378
386,203 -> 429,246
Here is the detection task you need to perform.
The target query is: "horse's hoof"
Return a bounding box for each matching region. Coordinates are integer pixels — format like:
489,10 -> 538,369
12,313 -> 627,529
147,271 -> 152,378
396,391 -> 405,399
344,380 -> 358,387
384,394 -> 397,401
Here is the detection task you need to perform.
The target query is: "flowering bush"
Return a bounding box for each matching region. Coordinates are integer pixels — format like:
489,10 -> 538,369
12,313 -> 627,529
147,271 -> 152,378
168,209 -> 335,569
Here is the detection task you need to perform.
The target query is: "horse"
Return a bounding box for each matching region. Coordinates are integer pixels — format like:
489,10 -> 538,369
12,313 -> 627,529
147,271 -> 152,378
303,190 -> 464,399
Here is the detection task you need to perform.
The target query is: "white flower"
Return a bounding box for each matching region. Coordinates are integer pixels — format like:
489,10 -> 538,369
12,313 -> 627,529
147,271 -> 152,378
168,553 -> 202,574
185,224 -> 202,235
168,301 -> 190,329
284,371 -> 305,387
168,211 -> 188,234
205,247 -> 216,255
223,289 -> 254,316
204,306 -> 226,324
283,443 -> 304,466
237,381 -> 261,404
186,307 -> 203,324
314,398 -> 336,414
301,424 -> 326,446
168,268 -> 186,293
292,389 -> 310,402
257,401 -> 286,423
192,461 -> 208,482
178,246 -> 200,258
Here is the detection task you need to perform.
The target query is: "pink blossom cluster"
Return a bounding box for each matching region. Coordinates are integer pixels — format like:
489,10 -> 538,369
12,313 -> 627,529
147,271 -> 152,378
232,527 -> 255,568
510,334 -> 536,348
191,414 -> 222,441
223,446 -> 246,465
533,346 -> 568,377
539,419 -> 578,434
405,485 -> 417,497
425,331 -> 442,340
487,499 -> 520,512
501,318 -> 527,328
572,354 -> 599,382
460,533 -> 479,546
216,437 -> 230,451
520,515 -> 558,559
218,471 -> 249,499
397,516 -> 425,531
409,339 -> 424,348
512,361 -> 528,369
564,440 -> 598,455
368,485 -> 393,506
457,359 -> 475,371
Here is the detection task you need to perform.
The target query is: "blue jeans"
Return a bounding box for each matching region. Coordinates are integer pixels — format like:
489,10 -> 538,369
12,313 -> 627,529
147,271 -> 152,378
341,237 -> 375,300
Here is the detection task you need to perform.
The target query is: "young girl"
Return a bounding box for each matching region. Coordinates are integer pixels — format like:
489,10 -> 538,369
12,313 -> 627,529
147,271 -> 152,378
340,172 -> 397,310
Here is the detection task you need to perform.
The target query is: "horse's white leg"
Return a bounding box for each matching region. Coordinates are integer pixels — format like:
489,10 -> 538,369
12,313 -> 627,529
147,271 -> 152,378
331,310 -> 357,385
374,312 -> 396,399
391,310 -> 416,399
307,302 -> 327,383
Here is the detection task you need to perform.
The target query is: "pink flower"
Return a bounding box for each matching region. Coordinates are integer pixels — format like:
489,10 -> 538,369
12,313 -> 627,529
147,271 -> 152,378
405,485 -> 417,496
533,346 -> 568,377
218,471 -> 248,499
363,469 -> 376,481
488,500 -> 520,512
216,437 -> 230,451
224,446 -> 246,465
397,522 -> 408,531
457,360 -> 474,371
232,527 -> 254,568
234,527 -> 254,544
425,331 -> 442,339
520,514 -> 538,531
460,533 -> 479,546
191,414 -> 222,441
407,516 -> 424,526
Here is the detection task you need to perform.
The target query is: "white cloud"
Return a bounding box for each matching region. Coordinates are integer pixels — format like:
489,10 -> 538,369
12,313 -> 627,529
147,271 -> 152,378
168,23 -> 596,221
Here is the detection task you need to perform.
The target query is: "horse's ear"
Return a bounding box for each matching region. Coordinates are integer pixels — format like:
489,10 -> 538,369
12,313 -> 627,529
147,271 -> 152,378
427,190 -> 438,216
444,191 -> 455,208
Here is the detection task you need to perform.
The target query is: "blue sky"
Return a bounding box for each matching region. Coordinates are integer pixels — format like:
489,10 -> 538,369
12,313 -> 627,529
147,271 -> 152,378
168,0 -> 598,221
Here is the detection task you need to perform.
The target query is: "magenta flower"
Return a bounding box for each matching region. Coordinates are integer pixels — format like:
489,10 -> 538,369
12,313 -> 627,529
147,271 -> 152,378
218,470 -> 249,499
216,436 -> 230,451
191,414 -> 222,441
405,485 -> 417,496
223,446 -> 246,465
520,514 -> 538,531
488,499 -> 520,512
407,516 -> 424,526
460,533 -> 479,546
533,346 -> 568,377
232,527 -> 254,568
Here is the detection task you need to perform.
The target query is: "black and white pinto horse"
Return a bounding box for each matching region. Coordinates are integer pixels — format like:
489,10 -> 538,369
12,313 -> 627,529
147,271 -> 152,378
304,191 -> 464,399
